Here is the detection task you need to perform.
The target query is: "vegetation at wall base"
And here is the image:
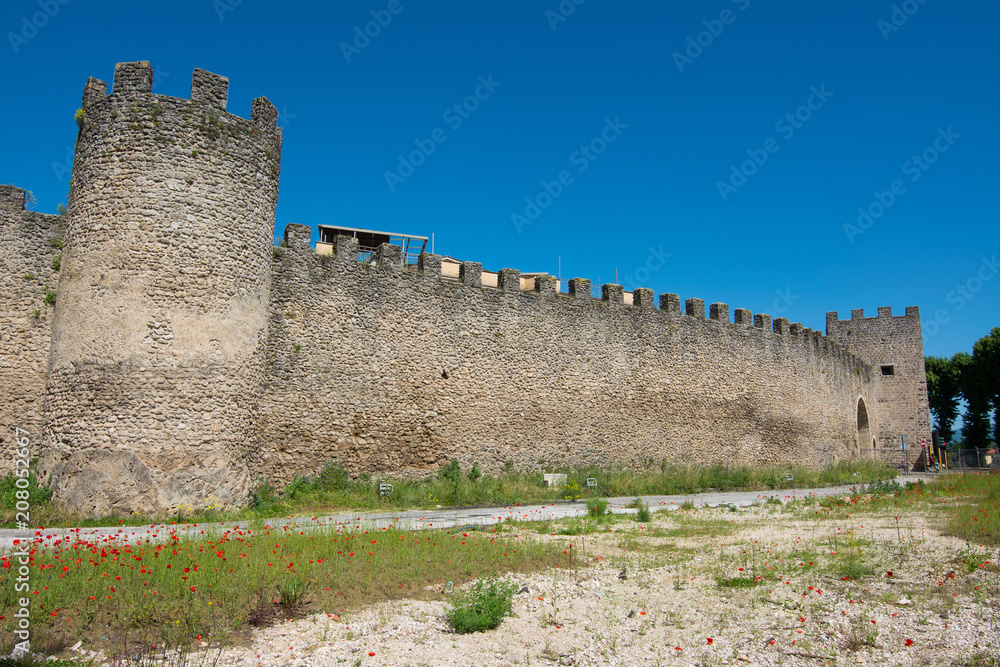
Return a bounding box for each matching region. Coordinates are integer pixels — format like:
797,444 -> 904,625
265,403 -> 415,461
1,459 -> 898,528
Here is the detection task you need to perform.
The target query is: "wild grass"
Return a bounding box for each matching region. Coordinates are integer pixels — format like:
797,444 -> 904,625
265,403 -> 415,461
931,473 -> 1000,546
0,459 -> 898,528
0,519 -> 564,657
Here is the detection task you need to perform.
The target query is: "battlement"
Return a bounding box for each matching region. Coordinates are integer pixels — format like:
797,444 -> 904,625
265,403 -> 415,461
278,229 -> 867,372
0,184 -> 25,215
826,305 -> 921,328
80,61 -> 280,133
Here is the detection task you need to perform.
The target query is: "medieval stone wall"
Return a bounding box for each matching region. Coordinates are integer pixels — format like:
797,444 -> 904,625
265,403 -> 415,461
0,186 -> 63,471
259,225 -> 879,485
36,63 -> 283,516
827,308 -> 932,453
0,62 -> 934,516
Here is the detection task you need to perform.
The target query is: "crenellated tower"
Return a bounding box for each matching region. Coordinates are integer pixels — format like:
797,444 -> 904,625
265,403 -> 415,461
826,306 -> 932,461
39,62 -> 283,515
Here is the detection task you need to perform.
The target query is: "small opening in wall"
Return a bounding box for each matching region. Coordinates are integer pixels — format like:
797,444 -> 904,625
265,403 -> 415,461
880,365 -> 895,376
441,369 -> 449,380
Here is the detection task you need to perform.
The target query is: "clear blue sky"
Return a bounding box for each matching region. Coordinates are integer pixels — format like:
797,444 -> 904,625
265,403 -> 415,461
1,0 -> 997,360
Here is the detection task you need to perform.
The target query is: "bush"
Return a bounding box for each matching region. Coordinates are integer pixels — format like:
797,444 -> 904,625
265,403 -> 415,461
247,480 -> 277,509
446,577 -> 520,633
635,498 -> 652,522
440,458 -> 461,486
587,497 -> 608,516
862,478 -> 902,496
284,475 -> 312,500
0,470 -> 53,513
467,462 -> 482,482
314,459 -> 351,491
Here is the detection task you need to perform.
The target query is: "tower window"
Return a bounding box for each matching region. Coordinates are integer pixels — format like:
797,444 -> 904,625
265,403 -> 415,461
880,365 -> 895,376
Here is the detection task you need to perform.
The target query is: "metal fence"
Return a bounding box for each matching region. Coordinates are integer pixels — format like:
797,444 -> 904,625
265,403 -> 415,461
860,445 -> 996,473
859,446 -> 912,471
944,448 -> 994,472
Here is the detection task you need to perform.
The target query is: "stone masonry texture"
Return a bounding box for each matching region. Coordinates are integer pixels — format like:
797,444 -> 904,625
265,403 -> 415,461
29,63 -> 282,516
0,62 -> 932,516
0,185 -> 63,464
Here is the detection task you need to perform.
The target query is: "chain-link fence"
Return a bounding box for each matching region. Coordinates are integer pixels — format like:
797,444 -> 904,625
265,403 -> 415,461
859,446 -> 912,472
858,444 -> 995,473
944,448 -> 995,472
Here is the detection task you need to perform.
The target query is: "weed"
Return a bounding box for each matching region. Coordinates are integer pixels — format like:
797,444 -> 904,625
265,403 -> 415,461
247,479 -> 278,509
440,458 -> 462,486
314,459 -> 351,491
634,498 -> 652,523
283,475 -> 311,500
587,497 -> 609,516
840,616 -> 879,652
446,577 -> 520,633
0,469 -> 52,512
276,576 -> 309,615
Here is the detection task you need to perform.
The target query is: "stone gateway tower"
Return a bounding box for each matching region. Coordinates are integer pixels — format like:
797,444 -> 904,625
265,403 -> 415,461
826,307 -> 933,455
38,63 -> 283,515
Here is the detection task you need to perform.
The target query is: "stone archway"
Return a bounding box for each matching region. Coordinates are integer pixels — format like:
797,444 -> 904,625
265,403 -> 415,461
857,397 -> 872,458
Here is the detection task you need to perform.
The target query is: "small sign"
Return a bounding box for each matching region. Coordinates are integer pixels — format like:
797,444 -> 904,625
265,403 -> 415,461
586,478 -> 597,488
378,483 -> 393,497
785,473 -> 793,481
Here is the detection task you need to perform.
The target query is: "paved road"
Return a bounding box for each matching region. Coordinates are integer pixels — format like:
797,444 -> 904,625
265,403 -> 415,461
2,477 -> 936,550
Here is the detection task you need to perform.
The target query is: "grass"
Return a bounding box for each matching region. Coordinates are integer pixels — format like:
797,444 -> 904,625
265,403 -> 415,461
0,518 -> 565,657
716,576 -> 760,588
0,469 -> 997,664
933,473 -> 1000,546
0,459 -> 899,528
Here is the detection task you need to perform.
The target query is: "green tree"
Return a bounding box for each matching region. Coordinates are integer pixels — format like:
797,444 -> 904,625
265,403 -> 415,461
955,351 -> 991,448
925,355 -> 961,443
971,327 -> 1000,441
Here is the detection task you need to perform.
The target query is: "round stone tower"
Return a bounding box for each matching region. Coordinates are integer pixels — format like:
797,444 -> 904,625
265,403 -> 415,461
39,62 -> 283,515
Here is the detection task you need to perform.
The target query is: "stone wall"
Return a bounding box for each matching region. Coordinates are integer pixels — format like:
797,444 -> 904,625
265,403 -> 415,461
827,308 -> 932,455
37,63 -> 283,515
259,226 -> 880,485
0,62 -> 935,516
0,185 -> 63,471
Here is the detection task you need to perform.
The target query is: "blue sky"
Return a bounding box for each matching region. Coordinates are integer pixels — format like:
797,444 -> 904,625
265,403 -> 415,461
1,0 -> 997,360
